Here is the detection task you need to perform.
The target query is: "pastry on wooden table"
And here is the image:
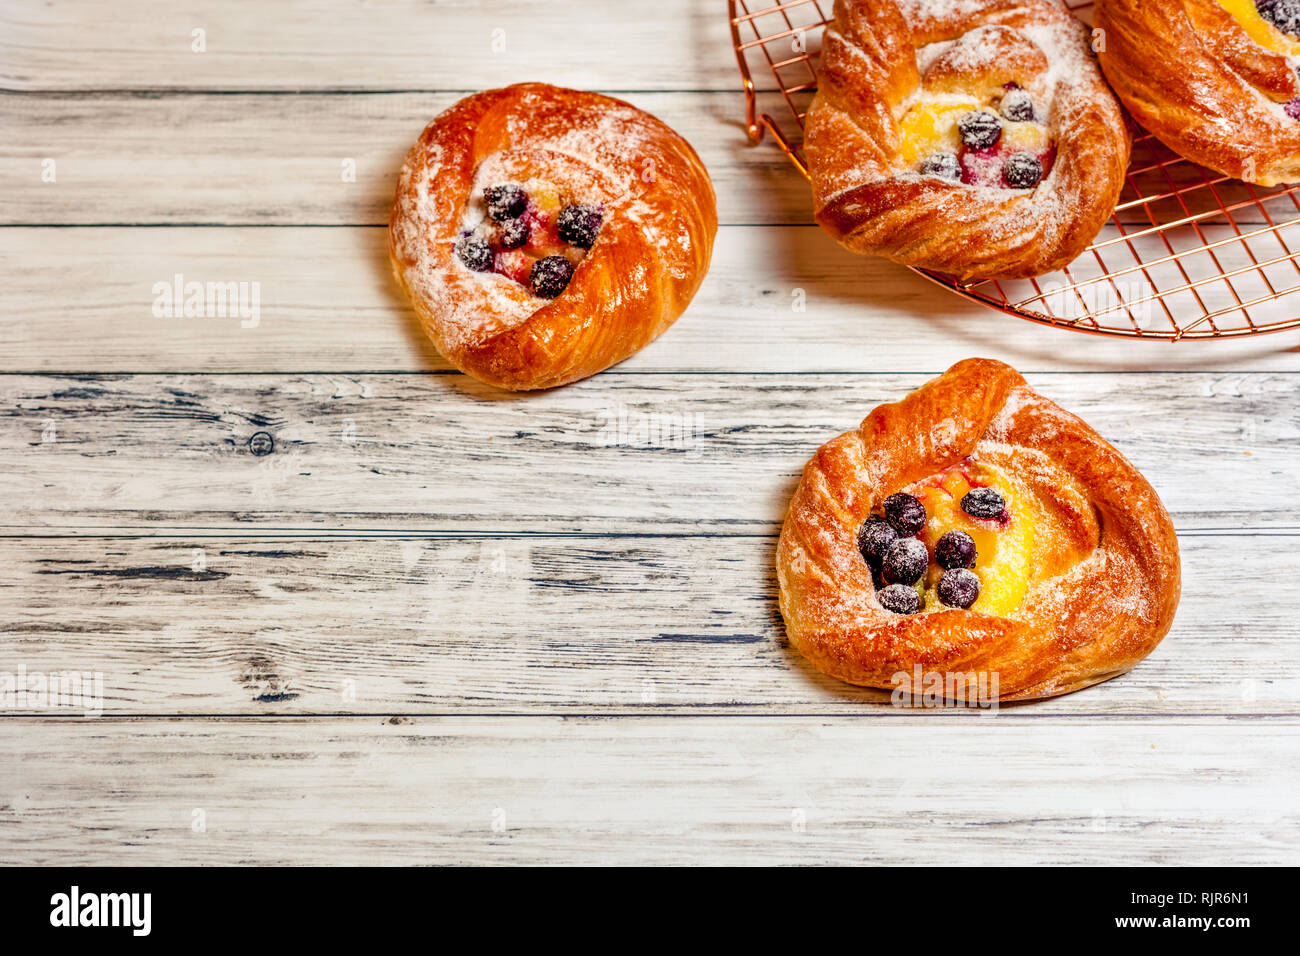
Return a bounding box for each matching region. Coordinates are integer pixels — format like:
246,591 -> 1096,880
389,83 -> 717,391
776,359 -> 1181,702
805,0 -> 1130,280
1096,0 -> 1300,185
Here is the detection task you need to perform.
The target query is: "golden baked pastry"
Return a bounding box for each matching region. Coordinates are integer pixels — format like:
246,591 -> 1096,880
1096,0 -> 1300,185
776,359 -> 1181,702
805,0 -> 1130,280
389,83 -> 717,391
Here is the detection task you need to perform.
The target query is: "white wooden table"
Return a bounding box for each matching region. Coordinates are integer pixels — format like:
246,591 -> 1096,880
1,0 -> 1297,865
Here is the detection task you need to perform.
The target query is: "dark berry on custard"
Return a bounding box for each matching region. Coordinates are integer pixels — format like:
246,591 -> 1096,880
1003,152 -> 1044,189
919,152 -> 962,181
857,515 -> 899,569
484,184 -> 528,221
878,583 -> 922,615
883,538 -> 929,586
958,110 -> 1003,151
935,530 -> 977,570
530,255 -> 574,298
497,218 -> 530,250
937,568 -> 981,609
455,235 -> 493,272
556,204 -> 603,248
883,492 -> 927,536
999,89 -> 1036,123
1287,98 -> 1300,122
961,486 -> 1007,521
1260,0 -> 1300,37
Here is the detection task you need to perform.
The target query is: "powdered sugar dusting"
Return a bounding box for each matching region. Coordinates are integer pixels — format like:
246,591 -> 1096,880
812,0 -> 1121,266
390,87 -> 702,354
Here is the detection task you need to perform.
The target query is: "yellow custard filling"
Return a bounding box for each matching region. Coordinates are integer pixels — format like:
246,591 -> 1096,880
1001,121 -> 1050,153
908,463 -> 1035,616
898,99 -> 978,166
1218,0 -> 1300,54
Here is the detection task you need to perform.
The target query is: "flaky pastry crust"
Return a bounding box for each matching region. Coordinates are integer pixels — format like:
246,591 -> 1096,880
805,0 -> 1130,280
1096,0 -> 1300,186
776,359 -> 1181,702
388,83 -> 717,390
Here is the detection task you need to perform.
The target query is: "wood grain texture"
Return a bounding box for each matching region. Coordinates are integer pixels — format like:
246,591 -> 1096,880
0,533 -> 1292,716
0,92 -> 798,226
0,0 -> 748,93
2,717 -> 1296,865
3,372 -> 1296,533
5,226 -> 1300,375
6,90 -> 1300,232
3,0 -> 1295,868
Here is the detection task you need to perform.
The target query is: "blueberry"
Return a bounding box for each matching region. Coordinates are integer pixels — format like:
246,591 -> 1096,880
883,537 -> 929,586
961,487 -> 1006,521
883,493 -> 927,536
1287,97 -> 1300,122
1000,89 -> 1036,123
498,218 -> 530,250
857,516 -> 898,569
484,184 -> 527,221
937,568 -> 981,609
530,255 -> 574,298
935,530 -> 977,570
1261,0 -> 1300,36
556,204 -> 603,248
1003,152 -> 1043,189
878,583 -> 922,615
958,110 -> 1002,151
455,235 -> 493,272
919,152 -> 962,181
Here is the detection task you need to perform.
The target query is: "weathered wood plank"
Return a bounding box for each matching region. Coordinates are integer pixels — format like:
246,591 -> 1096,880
1,533 -> 1293,716
9,89 -> 1298,236
0,92 -> 799,227
2,716 -> 1295,864
5,226 -> 1300,374
2,372 -> 1296,533
0,0 -> 752,93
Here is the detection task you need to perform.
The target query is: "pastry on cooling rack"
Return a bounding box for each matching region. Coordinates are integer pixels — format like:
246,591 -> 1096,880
389,83 -> 717,391
804,0 -> 1130,281
775,359 -> 1181,702
1096,0 -> 1300,186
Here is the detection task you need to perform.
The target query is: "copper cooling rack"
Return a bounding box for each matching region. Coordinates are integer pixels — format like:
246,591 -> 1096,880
729,0 -> 1300,339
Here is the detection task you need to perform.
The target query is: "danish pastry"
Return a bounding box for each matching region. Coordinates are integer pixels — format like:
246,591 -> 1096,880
804,0 -> 1130,280
1096,0 -> 1300,185
388,83 -> 717,391
775,359 -> 1181,702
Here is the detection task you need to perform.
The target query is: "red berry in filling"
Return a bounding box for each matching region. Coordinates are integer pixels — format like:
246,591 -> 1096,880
493,249 -> 532,286
961,144 -> 1054,189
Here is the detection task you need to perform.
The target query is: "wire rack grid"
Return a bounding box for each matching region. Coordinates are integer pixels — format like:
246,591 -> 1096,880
728,0 -> 1300,340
